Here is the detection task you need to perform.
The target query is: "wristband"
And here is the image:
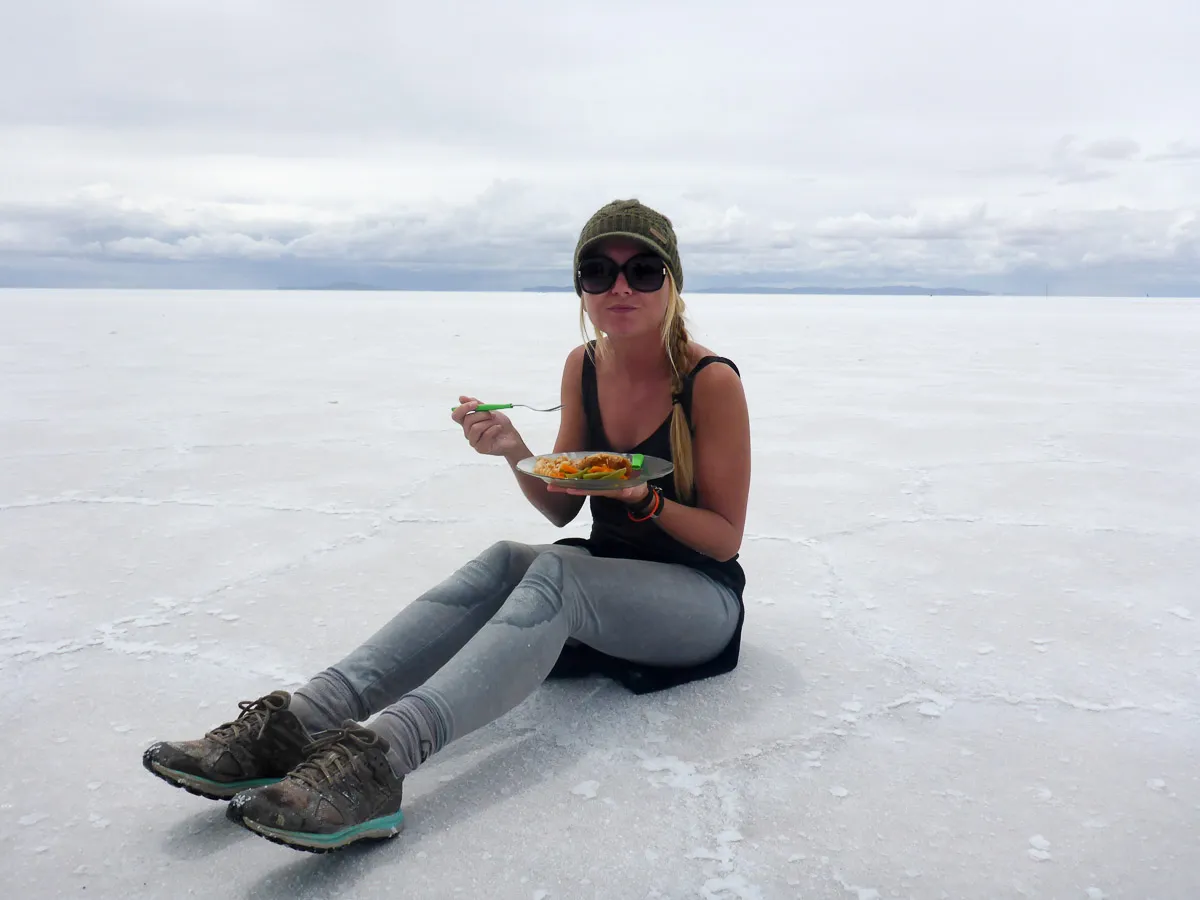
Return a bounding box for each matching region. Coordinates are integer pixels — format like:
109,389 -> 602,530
627,484 -> 663,521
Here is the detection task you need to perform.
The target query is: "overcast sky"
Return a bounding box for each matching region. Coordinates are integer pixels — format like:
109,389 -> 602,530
2,0 -> 1198,294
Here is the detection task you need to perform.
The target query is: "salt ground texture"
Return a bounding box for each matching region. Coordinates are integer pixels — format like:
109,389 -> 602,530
1,289 -> 1198,899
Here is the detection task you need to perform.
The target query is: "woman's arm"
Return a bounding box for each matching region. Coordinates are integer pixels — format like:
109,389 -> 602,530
503,345 -> 589,528
642,362 -> 751,561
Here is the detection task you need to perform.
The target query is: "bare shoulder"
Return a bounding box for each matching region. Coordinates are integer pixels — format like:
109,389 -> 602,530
687,343 -> 743,397
687,341 -> 750,541
563,342 -> 588,378
687,340 -> 717,367
558,343 -> 590,405
688,342 -> 748,448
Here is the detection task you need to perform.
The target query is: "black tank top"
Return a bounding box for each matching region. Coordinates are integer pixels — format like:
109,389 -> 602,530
548,341 -> 748,694
557,341 -> 746,598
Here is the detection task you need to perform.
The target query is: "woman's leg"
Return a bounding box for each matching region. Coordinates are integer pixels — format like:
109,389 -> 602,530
289,539 -> 551,733
372,545 -> 741,775
226,546 -> 740,849
142,539 -> 551,802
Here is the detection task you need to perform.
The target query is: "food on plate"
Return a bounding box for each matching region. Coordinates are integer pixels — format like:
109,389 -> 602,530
533,452 -> 633,481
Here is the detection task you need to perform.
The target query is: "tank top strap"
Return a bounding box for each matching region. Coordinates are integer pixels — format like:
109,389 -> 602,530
581,344 -> 740,438
581,340 -> 598,401
579,341 -> 604,447
675,355 -> 740,424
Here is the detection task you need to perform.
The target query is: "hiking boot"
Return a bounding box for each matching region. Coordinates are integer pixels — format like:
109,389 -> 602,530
226,721 -> 405,853
142,690 -> 312,801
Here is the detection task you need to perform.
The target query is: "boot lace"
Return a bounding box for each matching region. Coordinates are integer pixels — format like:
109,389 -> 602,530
203,695 -> 283,746
288,726 -> 380,791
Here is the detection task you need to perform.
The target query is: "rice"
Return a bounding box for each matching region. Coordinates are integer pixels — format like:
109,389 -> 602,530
531,452 -> 631,479
533,454 -> 571,477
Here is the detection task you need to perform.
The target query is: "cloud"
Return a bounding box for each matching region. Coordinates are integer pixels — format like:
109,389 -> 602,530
1083,138 -> 1141,160
1147,141 -> 1200,162
812,205 -> 992,242
3,183 -> 1196,295
1045,136 -> 1113,185
1,1 -> 1199,293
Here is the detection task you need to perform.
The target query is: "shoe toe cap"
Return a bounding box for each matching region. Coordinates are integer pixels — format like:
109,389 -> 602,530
143,740 -> 196,773
228,782 -> 318,832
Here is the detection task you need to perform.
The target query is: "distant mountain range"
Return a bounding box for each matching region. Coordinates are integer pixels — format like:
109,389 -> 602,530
521,285 -> 992,295
6,254 -> 1195,296
279,281 -> 992,296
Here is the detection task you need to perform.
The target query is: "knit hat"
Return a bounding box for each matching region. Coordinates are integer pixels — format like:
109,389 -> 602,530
573,199 -> 683,295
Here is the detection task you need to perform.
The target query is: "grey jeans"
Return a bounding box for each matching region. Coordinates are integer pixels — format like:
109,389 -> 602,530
289,540 -> 741,776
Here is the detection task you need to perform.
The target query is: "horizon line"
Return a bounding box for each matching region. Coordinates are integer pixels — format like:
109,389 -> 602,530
1,285 -> 1195,299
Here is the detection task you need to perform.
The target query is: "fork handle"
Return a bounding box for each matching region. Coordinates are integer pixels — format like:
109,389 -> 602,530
449,402 -> 512,411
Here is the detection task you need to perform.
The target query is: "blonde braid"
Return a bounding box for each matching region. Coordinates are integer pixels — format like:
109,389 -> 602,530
663,278 -> 695,503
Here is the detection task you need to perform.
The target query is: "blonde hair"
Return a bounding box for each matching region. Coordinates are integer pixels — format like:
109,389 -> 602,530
579,272 -> 695,503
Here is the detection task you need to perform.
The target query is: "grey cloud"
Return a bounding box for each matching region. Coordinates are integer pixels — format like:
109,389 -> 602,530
2,1 -> 1198,295
959,135 -> 1158,186
1048,136 -> 1114,185
0,182 -> 581,272
1084,138 -> 1141,160
1147,141 -> 1200,162
5,1 -> 1198,165
3,185 -> 1197,295
812,205 -> 991,242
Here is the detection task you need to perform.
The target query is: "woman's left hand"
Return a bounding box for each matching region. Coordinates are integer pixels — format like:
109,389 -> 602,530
545,481 -> 649,505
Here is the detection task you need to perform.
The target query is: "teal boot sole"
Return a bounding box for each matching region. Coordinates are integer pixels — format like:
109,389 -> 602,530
142,749 -> 282,801
232,807 -> 405,853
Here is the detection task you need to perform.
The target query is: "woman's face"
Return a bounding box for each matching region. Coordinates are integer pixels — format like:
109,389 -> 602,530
579,238 -> 670,340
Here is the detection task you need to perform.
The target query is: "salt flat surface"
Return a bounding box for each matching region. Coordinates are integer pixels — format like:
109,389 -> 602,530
2,289 -> 1198,899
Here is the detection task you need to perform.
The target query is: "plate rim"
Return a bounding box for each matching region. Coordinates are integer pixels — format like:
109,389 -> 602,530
516,450 -> 674,486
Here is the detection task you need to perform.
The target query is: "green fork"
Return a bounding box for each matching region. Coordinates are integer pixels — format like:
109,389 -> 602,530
450,402 -> 563,412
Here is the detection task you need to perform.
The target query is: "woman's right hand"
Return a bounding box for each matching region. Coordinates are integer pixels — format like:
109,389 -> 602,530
451,396 -> 525,458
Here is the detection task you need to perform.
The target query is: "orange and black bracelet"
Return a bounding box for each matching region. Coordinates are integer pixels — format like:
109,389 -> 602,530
627,484 -> 664,522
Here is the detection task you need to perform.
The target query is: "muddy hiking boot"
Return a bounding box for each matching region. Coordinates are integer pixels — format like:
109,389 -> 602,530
142,690 -> 312,801
226,721 -> 405,853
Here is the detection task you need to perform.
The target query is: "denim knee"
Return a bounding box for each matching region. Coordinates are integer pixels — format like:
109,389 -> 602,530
433,540 -> 537,613
491,549 -> 571,629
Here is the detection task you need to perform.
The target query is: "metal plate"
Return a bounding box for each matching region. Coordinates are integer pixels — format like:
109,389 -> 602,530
515,451 -> 674,491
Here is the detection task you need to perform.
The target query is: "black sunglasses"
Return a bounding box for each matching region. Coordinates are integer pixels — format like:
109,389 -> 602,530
577,253 -> 667,294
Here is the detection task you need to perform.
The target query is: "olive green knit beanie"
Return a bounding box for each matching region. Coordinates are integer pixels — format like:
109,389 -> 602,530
573,199 -> 683,295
